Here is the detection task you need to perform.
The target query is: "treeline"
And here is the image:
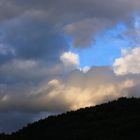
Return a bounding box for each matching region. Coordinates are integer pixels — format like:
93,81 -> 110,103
1,97 -> 140,140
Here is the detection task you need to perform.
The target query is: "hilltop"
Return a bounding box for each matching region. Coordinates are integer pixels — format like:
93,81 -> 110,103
1,97 -> 140,140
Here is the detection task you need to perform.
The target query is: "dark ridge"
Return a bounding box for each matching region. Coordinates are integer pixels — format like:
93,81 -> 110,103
1,97 -> 140,140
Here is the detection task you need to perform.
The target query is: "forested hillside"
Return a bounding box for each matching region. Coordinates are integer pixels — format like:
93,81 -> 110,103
1,97 -> 140,140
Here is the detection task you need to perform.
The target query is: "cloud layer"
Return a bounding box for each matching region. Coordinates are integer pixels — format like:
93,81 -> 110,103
0,67 -> 139,113
0,0 -> 140,47
0,0 -> 140,133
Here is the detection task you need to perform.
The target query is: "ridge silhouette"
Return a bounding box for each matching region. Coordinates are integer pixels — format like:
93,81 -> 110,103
1,97 -> 140,140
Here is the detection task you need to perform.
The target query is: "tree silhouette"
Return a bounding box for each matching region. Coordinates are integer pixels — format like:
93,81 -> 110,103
1,97 -> 140,140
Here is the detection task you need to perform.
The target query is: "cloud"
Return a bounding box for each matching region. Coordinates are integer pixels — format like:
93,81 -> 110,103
80,66 -> 91,73
2,0 -> 139,22
0,67 -> 138,112
0,67 -> 140,132
0,16 -> 67,61
1,0 -> 140,133
0,14 -> 68,84
113,47 -> 140,75
60,52 -> 79,69
0,0 -> 140,47
0,58 -> 65,85
39,78 -> 134,111
64,18 -> 112,47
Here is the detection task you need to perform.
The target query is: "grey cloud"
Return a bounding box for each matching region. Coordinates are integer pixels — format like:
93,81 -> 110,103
0,67 -> 139,113
0,17 -> 67,62
0,59 -> 65,85
0,15 -> 68,84
0,0 -> 140,47
4,0 -> 140,22
64,18 -> 113,47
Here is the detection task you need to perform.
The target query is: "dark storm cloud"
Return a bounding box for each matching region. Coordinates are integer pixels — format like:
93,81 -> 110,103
0,14 -> 68,84
0,0 -> 140,47
1,0 -> 139,21
0,16 -> 67,63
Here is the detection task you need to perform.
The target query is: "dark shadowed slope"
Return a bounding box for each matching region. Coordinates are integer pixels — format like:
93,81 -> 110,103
1,97 -> 140,140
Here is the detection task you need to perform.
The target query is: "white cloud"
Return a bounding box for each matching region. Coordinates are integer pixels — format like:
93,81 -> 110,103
60,51 -> 79,69
80,66 -> 91,73
113,47 -> 140,75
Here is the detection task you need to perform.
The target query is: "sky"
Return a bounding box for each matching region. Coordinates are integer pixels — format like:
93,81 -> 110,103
1,0 -> 140,133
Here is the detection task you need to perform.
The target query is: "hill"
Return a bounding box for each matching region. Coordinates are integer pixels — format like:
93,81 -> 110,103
1,97 -> 140,140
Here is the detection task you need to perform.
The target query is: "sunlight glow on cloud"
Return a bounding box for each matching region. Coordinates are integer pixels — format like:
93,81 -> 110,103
0,67 -> 138,113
